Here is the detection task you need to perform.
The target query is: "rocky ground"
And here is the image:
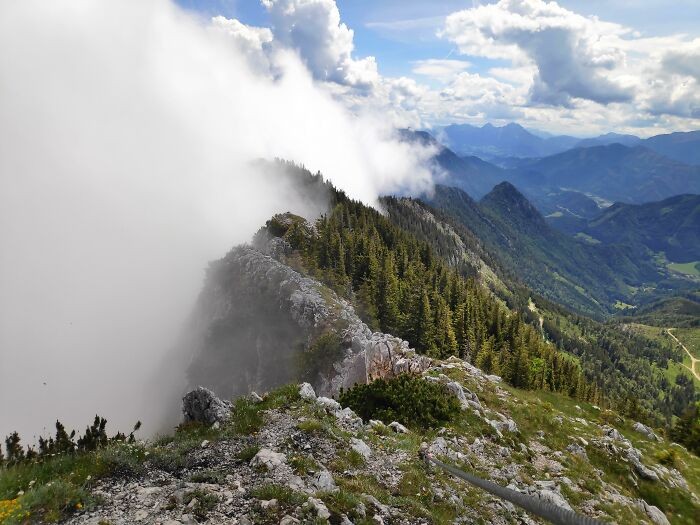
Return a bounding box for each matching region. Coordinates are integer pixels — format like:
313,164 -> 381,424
64,358 -> 699,525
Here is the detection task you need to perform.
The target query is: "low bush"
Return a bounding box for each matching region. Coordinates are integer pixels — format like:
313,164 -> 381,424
182,489 -> 218,521
338,374 -> 461,429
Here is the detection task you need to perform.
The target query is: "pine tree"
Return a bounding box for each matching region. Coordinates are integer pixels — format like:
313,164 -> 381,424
417,290 -> 436,355
434,297 -> 458,358
377,252 -> 401,335
476,337 -> 495,374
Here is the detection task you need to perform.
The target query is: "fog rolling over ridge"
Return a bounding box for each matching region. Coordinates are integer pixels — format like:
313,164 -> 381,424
0,0 -> 434,440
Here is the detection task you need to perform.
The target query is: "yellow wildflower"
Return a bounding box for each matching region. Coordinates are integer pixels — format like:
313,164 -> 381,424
0,498 -> 25,523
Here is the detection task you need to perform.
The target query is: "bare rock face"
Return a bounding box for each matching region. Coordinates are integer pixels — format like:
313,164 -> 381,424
182,387 -> 231,425
185,237 -> 429,400
632,422 -> 661,442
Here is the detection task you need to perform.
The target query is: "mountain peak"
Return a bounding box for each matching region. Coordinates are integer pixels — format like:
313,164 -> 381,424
481,182 -> 545,226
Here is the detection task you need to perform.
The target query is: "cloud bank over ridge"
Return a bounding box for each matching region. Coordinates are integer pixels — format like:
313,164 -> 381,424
0,0 -> 435,440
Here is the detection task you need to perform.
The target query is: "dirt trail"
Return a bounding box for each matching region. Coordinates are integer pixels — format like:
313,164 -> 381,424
667,328 -> 700,381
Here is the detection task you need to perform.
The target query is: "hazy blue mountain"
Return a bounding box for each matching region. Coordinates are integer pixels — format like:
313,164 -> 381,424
437,122 -> 579,159
575,132 -> 641,148
642,130 -> 700,166
561,194 -> 700,264
400,129 -> 508,198
510,144 -> 700,204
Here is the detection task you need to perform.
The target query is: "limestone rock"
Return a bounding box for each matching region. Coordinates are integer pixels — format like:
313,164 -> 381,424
388,421 -> 409,434
317,396 -> 341,412
566,443 -> 588,460
250,448 -> 287,471
185,246 -> 430,399
182,386 -> 231,425
638,500 -> 670,525
299,382 -> 316,400
627,448 -> 659,481
633,422 -> 661,442
307,497 -> 331,520
350,438 -> 372,459
311,469 -> 338,493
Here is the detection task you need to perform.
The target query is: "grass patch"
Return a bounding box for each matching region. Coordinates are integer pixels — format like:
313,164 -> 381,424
668,261 -> 700,277
288,454 -> 319,476
228,398 -> 264,436
188,469 -> 226,484
16,479 -> 93,523
182,489 -> 218,521
250,484 -> 306,507
297,419 -> 325,434
235,444 -> 260,463
330,449 -> 366,472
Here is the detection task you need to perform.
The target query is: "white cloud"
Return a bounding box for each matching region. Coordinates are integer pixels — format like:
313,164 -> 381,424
0,0 -> 436,441
412,59 -> 471,82
210,16 -> 273,70
261,0 -> 379,89
441,0 -> 634,106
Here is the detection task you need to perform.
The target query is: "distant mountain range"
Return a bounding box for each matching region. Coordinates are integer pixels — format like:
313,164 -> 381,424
436,122 -> 578,159
401,128 -> 700,207
425,184 -> 698,317
434,122 -> 700,167
509,143 -> 700,204
549,194 -> 700,264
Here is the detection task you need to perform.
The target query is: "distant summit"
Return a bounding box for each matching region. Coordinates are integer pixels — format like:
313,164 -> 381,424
436,122 -> 579,159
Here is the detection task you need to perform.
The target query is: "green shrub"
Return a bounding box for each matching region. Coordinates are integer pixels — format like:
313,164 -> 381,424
656,448 -> 679,467
182,489 -> 218,521
297,332 -> 345,382
19,479 -> 91,523
235,445 -> 260,462
250,484 -> 306,506
338,374 -> 461,429
229,399 -> 264,435
97,444 -> 145,479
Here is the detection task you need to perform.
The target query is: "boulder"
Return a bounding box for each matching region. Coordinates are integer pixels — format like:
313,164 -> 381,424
250,448 -> 287,471
307,497 -> 331,520
182,386 -> 231,425
566,443 -> 588,461
388,421 -> 409,434
638,500 -> 670,525
350,438 -> 372,459
627,448 -> 659,481
445,381 -> 470,409
311,469 -> 338,493
299,382 -> 316,400
633,422 -> 661,442
317,396 -> 341,412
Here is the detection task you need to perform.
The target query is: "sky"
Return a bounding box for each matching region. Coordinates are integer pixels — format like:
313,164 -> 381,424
176,0 -> 700,136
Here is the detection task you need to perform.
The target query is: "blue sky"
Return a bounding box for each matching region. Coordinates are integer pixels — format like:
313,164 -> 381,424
175,1 -> 700,135
177,0 -> 700,79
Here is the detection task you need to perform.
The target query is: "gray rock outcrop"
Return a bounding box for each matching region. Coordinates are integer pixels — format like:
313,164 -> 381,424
185,243 -> 429,399
633,422 -> 661,442
182,387 -> 231,425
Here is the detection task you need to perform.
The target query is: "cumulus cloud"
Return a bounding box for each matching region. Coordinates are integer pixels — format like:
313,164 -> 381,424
262,0 -> 379,89
441,0 -> 634,106
210,16 -> 273,70
0,0 -> 435,440
412,59 -> 471,83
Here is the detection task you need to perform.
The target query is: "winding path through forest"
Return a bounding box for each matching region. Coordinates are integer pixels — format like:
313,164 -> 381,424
667,328 -> 700,381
